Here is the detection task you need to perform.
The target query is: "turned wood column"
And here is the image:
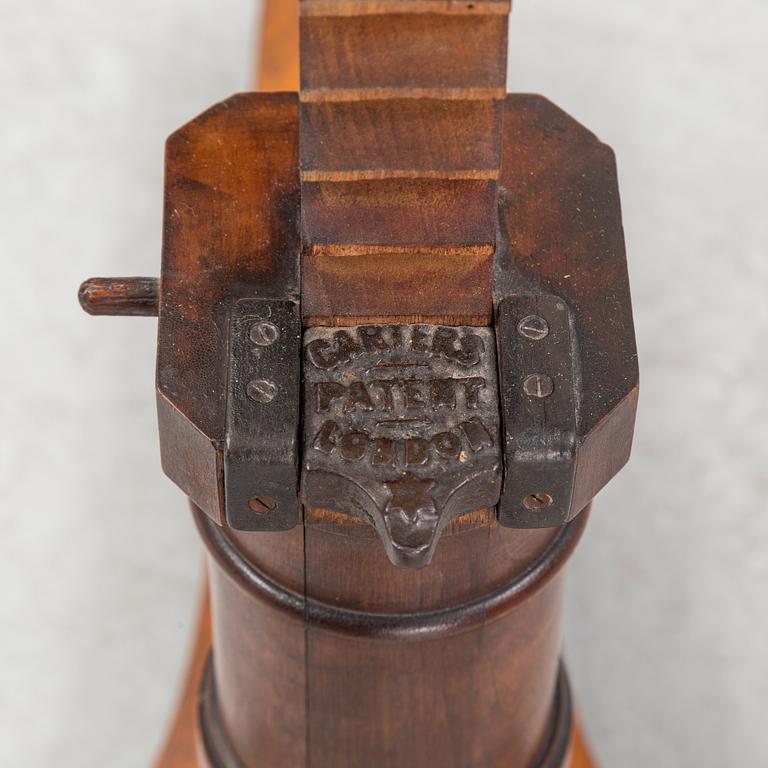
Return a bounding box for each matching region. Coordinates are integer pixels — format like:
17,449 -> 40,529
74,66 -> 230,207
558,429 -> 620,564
198,502 -> 583,766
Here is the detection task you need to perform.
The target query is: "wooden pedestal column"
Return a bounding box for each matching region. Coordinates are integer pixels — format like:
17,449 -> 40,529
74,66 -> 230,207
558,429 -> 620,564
196,505 -> 586,767
145,0 -> 633,765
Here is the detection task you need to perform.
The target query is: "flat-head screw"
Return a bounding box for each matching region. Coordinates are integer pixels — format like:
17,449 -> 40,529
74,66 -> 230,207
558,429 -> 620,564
248,496 -> 279,514
246,378 -> 277,404
522,373 -> 554,398
517,315 -> 549,341
523,492 -> 554,510
249,320 -> 279,347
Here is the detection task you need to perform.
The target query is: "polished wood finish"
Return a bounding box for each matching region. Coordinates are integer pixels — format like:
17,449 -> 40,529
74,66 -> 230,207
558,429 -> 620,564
497,93 -> 638,514
151,0 -> 635,532
156,91 -> 300,523
200,504 -> 584,767
153,581 -> 595,767
147,0 -> 627,765
298,0 -> 508,325
78,276 -> 159,316
154,94 -> 636,534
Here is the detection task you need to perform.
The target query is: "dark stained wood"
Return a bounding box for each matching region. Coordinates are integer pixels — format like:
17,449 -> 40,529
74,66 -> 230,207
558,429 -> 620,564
147,0 -> 627,766
299,14 -> 508,93
299,0 -> 510,18
148,15 -> 617,768
497,94 -> 639,514
154,581 -> 595,768
230,506 -> 559,613
299,0 -> 508,325
157,396 -> 224,525
155,22 -> 302,768
208,551 -> 308,767
303,511 -> 555,612
78,276 -> 159,316
302,580 -> 563,767
156,93 -> 301,522
300,98 -> 502,179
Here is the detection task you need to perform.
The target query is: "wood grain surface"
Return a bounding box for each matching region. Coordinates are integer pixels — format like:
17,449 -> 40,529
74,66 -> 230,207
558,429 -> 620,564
298,0 -> 508,325
156,91 -> 301,523
153,575 -> 597,768
151,0 -> 601,765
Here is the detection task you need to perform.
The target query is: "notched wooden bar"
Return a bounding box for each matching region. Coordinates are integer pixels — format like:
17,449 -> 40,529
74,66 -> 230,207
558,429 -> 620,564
301,179 -> 497,324
300,99 -> 502,178
300,15 -> 508,94
299,1 -> 506,329
301,178 -> 496,246
302,244 -> 495,326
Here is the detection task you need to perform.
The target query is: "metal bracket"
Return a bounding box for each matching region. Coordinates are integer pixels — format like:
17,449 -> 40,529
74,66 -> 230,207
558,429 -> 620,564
224,299 -> 301,531
219,294 -> 582,541
300,324 -> 502,569
496,295 -> 579,528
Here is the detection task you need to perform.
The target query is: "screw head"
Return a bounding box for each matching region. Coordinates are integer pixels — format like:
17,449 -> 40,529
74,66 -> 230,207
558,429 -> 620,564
246,378 -> 277,404
523,492 -> 554,510
249,320 -> 279,347
517,314 -> 550,341
522,373 -> 554,398
248,496 -> 279,514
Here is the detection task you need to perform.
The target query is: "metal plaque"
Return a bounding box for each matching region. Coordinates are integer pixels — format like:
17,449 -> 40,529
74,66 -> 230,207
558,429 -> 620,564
301,324 -> 502,569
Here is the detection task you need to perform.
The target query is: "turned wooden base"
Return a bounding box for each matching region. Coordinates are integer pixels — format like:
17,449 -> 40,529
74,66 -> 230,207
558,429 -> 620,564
152,581 -> 597,768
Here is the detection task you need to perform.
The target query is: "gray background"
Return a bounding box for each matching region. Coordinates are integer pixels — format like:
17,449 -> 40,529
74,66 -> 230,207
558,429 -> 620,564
1,1 -> 766,765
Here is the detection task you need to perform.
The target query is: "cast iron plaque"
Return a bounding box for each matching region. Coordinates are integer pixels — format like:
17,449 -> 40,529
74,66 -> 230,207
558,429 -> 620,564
300,324 -> 502,569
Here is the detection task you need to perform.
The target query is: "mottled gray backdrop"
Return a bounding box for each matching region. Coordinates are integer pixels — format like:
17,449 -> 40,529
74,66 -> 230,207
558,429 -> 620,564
1,1 -> 766,765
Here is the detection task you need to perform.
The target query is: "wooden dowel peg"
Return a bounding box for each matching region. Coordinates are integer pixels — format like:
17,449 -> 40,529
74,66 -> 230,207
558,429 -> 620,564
78,277 -> 159,317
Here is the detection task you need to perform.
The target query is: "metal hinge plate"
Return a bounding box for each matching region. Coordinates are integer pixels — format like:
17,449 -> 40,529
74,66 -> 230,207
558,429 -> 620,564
496,295 -> 579,528
224,299 -> 301,531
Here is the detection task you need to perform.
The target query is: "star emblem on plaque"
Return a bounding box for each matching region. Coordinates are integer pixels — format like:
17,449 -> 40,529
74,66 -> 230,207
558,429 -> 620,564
300,324 -> 502,568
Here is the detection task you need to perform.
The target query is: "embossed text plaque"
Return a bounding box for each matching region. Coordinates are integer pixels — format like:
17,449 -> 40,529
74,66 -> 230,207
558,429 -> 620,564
300,324 -> 502,569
